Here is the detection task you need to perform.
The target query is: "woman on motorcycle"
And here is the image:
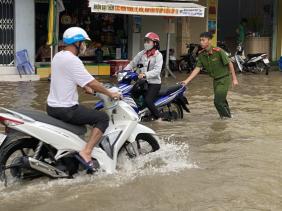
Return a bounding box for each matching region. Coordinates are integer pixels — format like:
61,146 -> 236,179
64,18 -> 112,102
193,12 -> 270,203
124,32 -> 163,121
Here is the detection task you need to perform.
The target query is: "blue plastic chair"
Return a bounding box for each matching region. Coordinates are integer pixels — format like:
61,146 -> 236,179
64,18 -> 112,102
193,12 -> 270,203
17,62 -> 35,75
15,49 -> 35,75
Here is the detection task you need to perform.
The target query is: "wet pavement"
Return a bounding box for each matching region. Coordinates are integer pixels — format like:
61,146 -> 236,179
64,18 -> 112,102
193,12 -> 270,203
0,71 -> 282,211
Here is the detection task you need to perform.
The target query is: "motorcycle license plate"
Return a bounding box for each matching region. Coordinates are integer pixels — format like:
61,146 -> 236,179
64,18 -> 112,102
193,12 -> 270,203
263,59 -> 270,64
0,134 -> 7,147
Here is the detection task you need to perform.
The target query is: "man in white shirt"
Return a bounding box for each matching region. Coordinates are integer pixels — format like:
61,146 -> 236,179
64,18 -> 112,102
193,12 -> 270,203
47,27 -> 120,171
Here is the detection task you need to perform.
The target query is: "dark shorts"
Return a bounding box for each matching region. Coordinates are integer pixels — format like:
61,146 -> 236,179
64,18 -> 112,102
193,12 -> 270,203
47,104 -> 109,133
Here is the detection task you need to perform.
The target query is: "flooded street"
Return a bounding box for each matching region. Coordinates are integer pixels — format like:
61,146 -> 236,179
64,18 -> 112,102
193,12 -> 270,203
0,72 -> 282,211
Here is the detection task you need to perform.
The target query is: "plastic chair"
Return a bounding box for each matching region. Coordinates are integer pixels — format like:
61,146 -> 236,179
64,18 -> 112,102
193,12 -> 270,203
17,62 -> 35,75
16,49 -> 29,65
15,49 -> 35,75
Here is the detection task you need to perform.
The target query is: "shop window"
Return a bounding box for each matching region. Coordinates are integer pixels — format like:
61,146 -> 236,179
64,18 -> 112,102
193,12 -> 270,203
35,0 -> 128,63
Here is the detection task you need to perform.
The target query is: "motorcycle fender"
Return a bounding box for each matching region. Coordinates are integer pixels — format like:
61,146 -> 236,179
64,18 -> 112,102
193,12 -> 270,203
176,96 -> 190,113
235,55 -> 243,71
0,130 -> 31,149
127,124 -> 156,143
0,133 -> 7,147
264,62 -> 271,68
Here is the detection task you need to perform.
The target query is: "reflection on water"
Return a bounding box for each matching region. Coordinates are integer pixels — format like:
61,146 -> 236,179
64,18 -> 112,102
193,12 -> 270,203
0,72 -> 282,210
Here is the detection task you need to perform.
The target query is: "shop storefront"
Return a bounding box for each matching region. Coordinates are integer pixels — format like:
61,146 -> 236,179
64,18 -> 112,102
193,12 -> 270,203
1,0 -> 282,79
36,0 -> 129,62
0,0 -> 207,78
35,0 -> 205,78
35,0 -> 131,77
0,0 -> 14,67
217,0 -> 282,61
89,0 -> 205,76
0,0 -> 36,77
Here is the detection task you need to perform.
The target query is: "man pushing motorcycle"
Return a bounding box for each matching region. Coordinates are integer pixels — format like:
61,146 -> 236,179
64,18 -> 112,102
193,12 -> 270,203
181,32 -> 238,119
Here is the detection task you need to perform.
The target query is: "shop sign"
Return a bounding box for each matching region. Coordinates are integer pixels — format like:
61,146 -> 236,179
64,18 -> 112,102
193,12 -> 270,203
91,4 -> 205,17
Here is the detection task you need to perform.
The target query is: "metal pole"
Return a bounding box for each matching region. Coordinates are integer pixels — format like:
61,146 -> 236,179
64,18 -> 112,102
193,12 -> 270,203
55,6 -> 59,54
50,45 -> 53,62
165,32 -> 170,78
165,18 -> 176,78
272,0 -> 278,61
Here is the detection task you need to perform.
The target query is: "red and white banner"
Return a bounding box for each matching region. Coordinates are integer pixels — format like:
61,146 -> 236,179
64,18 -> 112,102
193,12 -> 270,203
89,0 -> 205,17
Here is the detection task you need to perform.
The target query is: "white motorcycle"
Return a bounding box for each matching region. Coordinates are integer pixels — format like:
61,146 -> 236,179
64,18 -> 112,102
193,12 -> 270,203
0,87 -> 160,185
233,44 -> 270,75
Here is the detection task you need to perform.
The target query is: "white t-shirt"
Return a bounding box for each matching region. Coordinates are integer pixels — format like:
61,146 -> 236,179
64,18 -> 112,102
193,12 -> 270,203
47,51 -> 94,107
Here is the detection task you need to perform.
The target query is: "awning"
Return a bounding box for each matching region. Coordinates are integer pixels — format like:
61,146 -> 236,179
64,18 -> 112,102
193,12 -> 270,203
89,0 -> 205,17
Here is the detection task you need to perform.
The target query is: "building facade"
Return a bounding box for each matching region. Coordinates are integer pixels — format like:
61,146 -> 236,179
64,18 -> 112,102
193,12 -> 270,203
0,0 -> 281,76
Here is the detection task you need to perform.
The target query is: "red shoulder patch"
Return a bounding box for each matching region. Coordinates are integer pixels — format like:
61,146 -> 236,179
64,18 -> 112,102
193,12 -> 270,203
198,49 -> 205,54
212,47 -> 221,52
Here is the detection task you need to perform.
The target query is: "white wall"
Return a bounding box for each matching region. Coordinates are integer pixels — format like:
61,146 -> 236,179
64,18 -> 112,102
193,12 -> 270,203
191,0 -> 208,43
141,16 -> 177,52
127,16 -> 142,59
127,2 -> 207,59
15,0 -> 35,66
128,16 -> 177,59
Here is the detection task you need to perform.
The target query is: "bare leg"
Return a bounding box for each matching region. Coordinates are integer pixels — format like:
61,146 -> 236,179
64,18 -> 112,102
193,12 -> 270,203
79,128 -> 103,162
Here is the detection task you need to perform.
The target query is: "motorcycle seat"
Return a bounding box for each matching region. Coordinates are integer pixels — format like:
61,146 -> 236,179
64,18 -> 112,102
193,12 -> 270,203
158,84 -> 182,97
247,53 -> 265,58
15,109 -> 87,136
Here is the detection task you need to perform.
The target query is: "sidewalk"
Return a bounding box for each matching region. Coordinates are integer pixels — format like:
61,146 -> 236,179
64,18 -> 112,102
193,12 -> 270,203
0,66 -> 40,82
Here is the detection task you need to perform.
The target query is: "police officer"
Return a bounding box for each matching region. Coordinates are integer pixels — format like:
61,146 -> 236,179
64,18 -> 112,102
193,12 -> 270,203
181,32 -> 238,119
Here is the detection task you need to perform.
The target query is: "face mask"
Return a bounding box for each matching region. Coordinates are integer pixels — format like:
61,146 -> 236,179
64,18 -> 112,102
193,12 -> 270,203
144,43 -> 154,51
79,42 -> 87,55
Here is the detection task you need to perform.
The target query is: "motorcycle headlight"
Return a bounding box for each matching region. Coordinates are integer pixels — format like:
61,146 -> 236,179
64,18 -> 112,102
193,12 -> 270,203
117,72 -> 127,82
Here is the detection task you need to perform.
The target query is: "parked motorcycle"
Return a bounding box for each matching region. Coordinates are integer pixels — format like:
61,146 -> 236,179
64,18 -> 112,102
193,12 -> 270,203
178,42 -> 232,74
233,44 -> 270,75
178,43 -> 202,73
0,87 -> 160,185
95,70 -> 190,122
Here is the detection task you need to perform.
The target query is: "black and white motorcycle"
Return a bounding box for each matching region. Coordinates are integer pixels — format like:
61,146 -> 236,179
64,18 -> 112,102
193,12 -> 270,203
233,44 -> 270,75
0,87 -> 160,185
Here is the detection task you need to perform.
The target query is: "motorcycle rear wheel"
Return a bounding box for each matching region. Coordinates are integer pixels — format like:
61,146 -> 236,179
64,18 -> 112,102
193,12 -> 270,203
0,137 -> 77,184
256,61 -> 270,75
160,102 -> 183,121
0,138 -> 40,183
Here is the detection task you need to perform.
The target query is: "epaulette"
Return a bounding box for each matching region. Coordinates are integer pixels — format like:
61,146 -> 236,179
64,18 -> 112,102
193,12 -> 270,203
212,47 -> 221,52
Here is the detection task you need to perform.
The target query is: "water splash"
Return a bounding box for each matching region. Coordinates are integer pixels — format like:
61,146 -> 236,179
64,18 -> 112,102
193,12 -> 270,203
0,136 -> 197,200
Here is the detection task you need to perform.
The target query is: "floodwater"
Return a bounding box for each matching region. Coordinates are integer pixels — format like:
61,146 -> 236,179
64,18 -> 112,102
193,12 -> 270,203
0,71 -> 282,211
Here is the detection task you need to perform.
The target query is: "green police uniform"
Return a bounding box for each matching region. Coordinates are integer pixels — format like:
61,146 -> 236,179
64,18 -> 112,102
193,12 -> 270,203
196,46 -> 232,118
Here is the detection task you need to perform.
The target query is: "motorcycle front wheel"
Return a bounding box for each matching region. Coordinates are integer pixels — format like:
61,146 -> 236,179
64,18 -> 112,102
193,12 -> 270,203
121,133 -> 160,158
